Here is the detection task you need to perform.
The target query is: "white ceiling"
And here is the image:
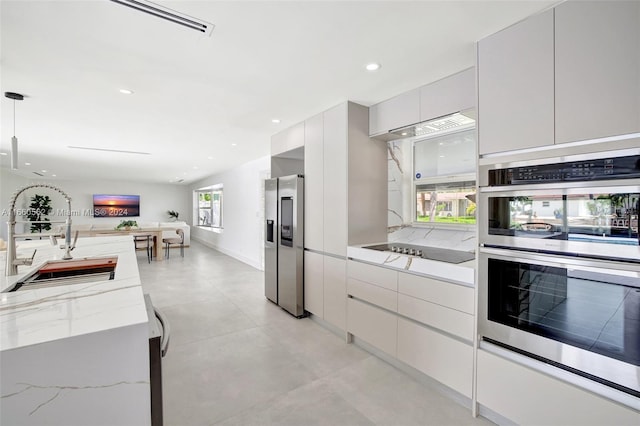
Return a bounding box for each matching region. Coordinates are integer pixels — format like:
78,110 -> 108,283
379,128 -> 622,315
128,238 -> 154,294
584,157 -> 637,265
1,0 -> 557,185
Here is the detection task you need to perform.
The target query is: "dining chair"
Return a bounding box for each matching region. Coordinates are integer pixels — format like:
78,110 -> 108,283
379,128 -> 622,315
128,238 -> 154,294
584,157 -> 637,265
163,229 -> 184,258
133,233 -> 153,263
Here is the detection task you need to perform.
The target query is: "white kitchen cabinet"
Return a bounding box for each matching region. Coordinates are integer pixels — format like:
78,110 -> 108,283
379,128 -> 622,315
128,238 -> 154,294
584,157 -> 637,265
369,88 -> 420,136
347,103 -> 388,247
347,260 -> 398,292
397,318 -> 473,398
313,102 -> 386,257
347,278 -> 398,312
303,112 -> 324,252
347,298 -> 397,357
323,256 -> 346,330
397,272 -> 474,314
420,67 -> 475,122
323,103 -> 348,257
478,9 -> 554,155
477,349 -> 639,425
301,102 -> 386,328
555,0 -> 640,144
397,294 -> 473,341
271,121 -> 305,156
303,250 -> 324,316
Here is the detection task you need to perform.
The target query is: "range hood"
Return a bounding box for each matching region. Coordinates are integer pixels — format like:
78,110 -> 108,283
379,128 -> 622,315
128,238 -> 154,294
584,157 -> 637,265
373,110 -> 476,142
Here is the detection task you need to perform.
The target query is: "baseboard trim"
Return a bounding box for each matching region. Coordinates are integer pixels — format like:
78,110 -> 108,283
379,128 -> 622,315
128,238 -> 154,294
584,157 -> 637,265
192,236 -> 262,270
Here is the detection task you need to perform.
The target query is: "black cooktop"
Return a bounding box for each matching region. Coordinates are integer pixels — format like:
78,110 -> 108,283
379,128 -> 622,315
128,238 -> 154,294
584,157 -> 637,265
364,243 -> 475,264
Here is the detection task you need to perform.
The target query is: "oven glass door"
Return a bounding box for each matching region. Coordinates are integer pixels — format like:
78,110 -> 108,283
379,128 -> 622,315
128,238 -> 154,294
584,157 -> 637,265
487,256 -> 640,367
481,184 -> 640,260
487,190 -> 639,243
479,248 -> 640,395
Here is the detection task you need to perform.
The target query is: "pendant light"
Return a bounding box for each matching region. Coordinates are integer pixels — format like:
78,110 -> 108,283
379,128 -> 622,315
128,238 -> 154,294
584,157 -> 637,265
5,92 -> 24,170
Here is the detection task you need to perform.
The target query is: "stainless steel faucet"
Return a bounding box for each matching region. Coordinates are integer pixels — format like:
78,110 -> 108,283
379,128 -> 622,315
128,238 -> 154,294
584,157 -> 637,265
6,184 -> 74,276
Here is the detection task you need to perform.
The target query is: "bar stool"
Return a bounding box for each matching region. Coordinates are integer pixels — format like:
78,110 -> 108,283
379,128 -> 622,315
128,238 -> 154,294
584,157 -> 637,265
163,229 -> 184,258
133,233 -> 153,263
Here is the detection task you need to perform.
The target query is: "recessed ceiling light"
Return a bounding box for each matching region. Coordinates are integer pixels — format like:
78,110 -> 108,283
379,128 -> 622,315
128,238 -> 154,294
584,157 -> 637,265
119,89 -> 133,95
0,152 -> 7,156
24,162 -> 31,166
193,166 -> 199,170
272,119 -> 280,124
439,155 -> 445,158
231,143 -> 237,146
207,156 -> 213,160
183,172 -> 188,175
365,63 -> 381,71
401,132 -> 408,136
52,174 -> 56,177
41,170 -> 47,173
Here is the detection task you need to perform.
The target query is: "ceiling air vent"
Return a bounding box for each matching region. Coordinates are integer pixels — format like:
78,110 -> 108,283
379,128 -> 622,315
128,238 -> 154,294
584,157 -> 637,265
110,0 -> 214,36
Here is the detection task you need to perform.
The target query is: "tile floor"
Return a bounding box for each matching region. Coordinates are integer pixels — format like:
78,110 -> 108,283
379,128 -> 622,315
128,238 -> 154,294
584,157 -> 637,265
139,241 -> 493,426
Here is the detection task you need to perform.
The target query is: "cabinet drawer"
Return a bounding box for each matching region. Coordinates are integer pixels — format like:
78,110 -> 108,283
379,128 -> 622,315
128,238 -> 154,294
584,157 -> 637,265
347,298 -> 397,357
347,278 -> 397,312
397,318 -> 472,398
477,349 -> 640,425
397,294 -> 473,341
347,260 -> 398,291
398,272 -> 474,314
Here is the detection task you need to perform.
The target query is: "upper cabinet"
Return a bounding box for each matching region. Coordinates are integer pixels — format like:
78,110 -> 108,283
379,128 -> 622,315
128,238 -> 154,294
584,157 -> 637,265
369,88 -> 420,136
478,1 -> 640,155
369,68 -> 477,138
271,121 -> 305,156
303,113 -> 324,252
322,103 -> 349,257
554,1 -> 640,144
420,68 -> 475,122
304,102 -> 387,258
477,9 -> 555,155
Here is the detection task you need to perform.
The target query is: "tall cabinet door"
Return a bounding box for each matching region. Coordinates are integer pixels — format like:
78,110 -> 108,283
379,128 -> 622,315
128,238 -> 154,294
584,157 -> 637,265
304,250 -> 324,316
323,256 -> 346,330
323,103 -> 348,257
555,1 -> 640,144
304,113 -> 324,252
478,9 -> 554,155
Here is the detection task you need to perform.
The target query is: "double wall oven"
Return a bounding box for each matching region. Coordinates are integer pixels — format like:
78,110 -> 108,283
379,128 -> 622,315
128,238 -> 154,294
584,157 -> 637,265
478,145 -> 640,398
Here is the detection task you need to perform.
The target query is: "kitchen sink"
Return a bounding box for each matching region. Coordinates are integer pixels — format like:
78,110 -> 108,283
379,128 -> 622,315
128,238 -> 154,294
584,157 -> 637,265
10,256 -> 117,292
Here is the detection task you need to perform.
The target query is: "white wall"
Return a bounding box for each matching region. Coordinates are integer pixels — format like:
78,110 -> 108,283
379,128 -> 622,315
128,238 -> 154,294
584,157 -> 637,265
190,156 -> 270,270
0,168 -> 190,240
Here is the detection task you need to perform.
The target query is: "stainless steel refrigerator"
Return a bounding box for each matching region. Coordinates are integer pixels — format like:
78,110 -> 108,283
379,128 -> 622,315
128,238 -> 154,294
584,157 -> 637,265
264,175 -> 305,317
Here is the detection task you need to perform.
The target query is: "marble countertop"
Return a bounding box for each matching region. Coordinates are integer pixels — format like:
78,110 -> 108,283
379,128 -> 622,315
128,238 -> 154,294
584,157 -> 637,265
0,236 -> 148,352
347,244 -> 476,287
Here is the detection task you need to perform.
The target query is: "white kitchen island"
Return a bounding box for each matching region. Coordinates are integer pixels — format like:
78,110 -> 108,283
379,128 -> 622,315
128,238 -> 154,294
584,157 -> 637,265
0,236 -> 151,426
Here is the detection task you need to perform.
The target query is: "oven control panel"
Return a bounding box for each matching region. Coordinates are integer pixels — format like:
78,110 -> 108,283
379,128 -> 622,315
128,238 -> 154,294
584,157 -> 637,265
489,154 -> 640,185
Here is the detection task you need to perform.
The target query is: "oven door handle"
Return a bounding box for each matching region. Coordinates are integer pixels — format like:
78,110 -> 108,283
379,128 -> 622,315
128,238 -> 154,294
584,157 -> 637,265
154,307 -> 170,358
480,246 -> 640,277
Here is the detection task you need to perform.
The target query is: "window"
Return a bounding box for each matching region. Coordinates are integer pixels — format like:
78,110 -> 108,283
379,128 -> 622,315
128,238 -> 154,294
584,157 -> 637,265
413,125 -> 476,226
196,187 -> 223,228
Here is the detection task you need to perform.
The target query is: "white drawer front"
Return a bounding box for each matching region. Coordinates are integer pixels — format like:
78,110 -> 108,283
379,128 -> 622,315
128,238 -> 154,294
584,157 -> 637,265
397,294 -> 473,341
347,298 -> 397,356
347,278 -> 397,312
347,260 -> 398,291
397,318 -> 472,398
398,272 -> 474,314
477,349 -> 640,425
